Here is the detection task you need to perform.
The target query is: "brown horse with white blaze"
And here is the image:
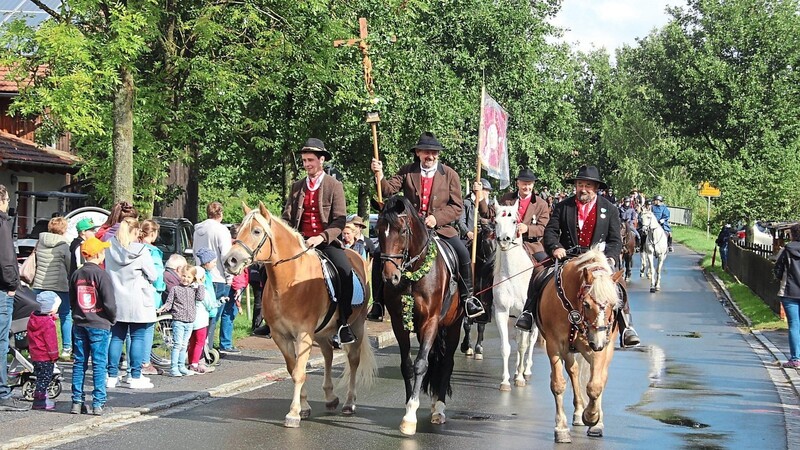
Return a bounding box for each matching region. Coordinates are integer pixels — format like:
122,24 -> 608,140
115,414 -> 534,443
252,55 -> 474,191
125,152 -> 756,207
536,247 -> 623,443
222,203 -> 375,429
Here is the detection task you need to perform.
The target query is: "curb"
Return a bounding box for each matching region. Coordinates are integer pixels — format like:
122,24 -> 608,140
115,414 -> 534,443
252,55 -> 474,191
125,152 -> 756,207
703,266 -> 752,327
2,330 -> 397,450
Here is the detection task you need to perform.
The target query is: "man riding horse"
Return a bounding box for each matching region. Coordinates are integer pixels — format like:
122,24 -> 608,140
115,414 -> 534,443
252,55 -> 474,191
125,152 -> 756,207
282,138 -> 355,345
370,132 -> 485,319
650,195 -> 674,252
515,165 -> 641,347
620,198 -> 640,247
498,168 -> 550,263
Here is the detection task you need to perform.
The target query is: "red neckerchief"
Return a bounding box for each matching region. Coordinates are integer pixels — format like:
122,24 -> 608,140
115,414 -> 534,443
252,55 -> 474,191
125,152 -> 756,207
577,196 -> 597,229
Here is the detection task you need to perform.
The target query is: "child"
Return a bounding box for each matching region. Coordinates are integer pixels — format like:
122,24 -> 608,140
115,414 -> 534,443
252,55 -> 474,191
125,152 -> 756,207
27,291 -> 61,411
158,266 -> 203,377
188,250 -> 220,374
69,237 -> 116,415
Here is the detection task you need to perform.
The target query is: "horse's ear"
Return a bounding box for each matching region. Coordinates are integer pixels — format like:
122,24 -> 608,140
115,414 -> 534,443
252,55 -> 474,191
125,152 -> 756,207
393,199 -> 406,214
258,201 -> 270,218
493,199 -> 500,209
241,201 -> 251,215
583,267 -> 594,283
612,270 -> 625,283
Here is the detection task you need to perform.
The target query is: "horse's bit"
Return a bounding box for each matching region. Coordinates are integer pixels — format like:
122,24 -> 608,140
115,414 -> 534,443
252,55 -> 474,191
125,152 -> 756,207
380,213 -> 431,273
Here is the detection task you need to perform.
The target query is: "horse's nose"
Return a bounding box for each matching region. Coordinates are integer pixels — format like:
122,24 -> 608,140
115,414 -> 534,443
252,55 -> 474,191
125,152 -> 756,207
390,272 -> 401,286
589,342 -> 604,352
227,255 -> 238,268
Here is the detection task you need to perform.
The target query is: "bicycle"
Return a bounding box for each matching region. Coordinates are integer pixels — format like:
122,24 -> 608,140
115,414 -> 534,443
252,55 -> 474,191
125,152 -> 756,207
151,313 -> 220,368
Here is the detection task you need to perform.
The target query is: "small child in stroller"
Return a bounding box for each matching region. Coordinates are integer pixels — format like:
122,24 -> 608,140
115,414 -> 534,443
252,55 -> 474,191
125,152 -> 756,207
27,291 -> 62,410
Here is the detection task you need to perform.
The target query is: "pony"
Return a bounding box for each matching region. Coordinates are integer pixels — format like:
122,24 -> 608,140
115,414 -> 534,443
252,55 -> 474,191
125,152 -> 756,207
492,202 -> 538,391
378,195 -> 463,436
536,247 -> 623,442
460,221 -> 495,360
639,210 -> 668,292
222,203 -> 375,428
620,221 -> 637,281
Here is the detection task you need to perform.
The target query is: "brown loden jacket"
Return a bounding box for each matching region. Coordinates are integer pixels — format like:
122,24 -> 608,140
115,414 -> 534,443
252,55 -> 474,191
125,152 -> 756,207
282,174 -> 347,245
498,191 -> 550,257
380,163 -> 464,239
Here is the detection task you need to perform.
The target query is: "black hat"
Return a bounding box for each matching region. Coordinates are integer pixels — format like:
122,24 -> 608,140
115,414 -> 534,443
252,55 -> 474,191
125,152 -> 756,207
565,165 -> 607,190
411,132 -> 444,152
516,168 -> 538,182
298,137 -> 332,161
480,178 -> 492,190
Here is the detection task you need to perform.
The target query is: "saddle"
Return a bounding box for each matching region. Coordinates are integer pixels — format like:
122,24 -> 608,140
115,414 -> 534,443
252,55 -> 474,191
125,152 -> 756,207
432,235 -> 459,315
527,263 -> 556,331
315,250 -> 366,333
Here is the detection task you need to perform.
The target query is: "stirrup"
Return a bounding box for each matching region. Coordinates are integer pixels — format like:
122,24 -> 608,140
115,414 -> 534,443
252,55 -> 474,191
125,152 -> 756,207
464,296 -> 485,319
338,324 -> 356,345
515,311 -> 534,331
622,327 -> 641,347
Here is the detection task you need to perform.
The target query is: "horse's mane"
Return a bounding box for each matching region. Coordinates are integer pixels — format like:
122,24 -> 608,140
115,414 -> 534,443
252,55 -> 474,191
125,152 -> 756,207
244,208 -> 307,249
573,247 -> 621,308
382,195 -> 425,231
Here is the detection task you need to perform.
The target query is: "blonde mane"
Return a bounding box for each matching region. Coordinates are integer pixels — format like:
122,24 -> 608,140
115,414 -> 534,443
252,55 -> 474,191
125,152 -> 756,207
242,208 -> 307,250
573,246 -> 621,309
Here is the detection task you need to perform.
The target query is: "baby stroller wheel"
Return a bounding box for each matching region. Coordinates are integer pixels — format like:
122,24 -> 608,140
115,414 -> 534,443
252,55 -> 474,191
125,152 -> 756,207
21,379 -> 35,401
151,314 -> 174,368
204,347 -> 221,366
47,378 -> 63,399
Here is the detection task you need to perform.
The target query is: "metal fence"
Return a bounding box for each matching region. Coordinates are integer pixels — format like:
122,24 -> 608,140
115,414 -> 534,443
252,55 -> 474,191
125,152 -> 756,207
668,206 -> 692,226
727,240 -> 781,315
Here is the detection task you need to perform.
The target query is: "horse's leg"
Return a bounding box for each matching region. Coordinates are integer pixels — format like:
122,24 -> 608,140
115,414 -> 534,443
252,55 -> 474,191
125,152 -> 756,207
640,249 -> 646,277
283,332 -> 313,428
655,255 -> 665,291
432,320 -> 462,426
474,322 -> 485,360
514,329 -> 529,387
523,326 -> 538,380
547,340 -> 571,443
585,346 -> 614,437
318,338 -> 339,411
495,309 -> 512,391
564,352 -> 586,426
400,319 -> 437,436
461,318 -> 473,356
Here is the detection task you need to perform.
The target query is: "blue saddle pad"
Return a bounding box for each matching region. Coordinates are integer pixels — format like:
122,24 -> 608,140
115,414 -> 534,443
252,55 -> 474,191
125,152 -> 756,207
319,255 -> 365,306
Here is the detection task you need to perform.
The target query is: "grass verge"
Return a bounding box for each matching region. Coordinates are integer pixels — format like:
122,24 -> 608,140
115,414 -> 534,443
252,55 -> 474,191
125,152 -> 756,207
672,226 -> 785,330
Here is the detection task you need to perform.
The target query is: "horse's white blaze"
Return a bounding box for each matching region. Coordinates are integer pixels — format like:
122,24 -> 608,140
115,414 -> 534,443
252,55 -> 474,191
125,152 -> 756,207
493,204 -> 539,389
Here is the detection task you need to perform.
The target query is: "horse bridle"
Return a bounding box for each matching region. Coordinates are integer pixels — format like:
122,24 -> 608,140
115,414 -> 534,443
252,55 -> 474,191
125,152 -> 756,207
554,264 -> 615,349
379,213 -> 431,273
233,211 -> 312,267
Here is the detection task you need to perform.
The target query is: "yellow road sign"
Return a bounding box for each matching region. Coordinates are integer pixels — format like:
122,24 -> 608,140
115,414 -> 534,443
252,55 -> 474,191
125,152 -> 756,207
698,181 -> 721,197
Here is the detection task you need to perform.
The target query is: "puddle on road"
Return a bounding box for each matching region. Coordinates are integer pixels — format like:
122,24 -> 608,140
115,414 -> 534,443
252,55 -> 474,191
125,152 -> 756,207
643,408 -> 709,428
450,411 -> 516,421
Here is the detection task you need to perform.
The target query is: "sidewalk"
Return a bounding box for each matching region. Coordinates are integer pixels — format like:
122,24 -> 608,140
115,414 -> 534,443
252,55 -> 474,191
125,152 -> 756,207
0,319 -> 396,450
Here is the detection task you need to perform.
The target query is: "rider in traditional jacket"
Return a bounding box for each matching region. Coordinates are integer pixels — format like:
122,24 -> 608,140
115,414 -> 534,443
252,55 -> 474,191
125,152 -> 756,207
650,195 -> 673,252
371,132 -> 485,319
620,198 -> 640,243
497,168 -> 550,263
282,138 -> 355,345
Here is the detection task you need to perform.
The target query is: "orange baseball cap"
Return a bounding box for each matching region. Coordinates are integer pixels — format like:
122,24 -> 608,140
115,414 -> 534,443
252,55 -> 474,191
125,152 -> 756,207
81,237 -> 111,257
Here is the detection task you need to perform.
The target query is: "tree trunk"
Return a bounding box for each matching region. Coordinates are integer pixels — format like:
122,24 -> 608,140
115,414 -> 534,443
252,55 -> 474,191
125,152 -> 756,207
112,67 -> 134,204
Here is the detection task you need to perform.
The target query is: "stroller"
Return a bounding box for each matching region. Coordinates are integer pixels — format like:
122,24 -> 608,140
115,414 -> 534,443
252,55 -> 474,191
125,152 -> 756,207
6,286 -> 64,401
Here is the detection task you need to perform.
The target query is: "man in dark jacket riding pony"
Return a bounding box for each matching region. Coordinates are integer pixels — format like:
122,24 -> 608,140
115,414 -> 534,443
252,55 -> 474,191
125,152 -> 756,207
515,165 -> 641,347
370,132 -> 485,319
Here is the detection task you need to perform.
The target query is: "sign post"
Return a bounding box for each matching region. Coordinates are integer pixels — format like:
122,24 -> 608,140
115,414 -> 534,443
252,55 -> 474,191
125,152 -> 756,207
698,182 -> 721,239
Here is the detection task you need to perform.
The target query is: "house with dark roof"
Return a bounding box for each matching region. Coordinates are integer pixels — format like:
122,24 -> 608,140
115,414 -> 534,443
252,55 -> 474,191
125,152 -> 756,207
0,65 -> 83,239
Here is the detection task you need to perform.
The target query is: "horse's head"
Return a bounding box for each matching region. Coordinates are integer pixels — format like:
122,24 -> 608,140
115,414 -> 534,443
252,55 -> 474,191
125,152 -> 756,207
476,221 -> 496,264
640,211 -> 658,231
573,249 -> 624,351
224,202 -> 276,275
378,195 -> 427,286
494,201 -> 520,251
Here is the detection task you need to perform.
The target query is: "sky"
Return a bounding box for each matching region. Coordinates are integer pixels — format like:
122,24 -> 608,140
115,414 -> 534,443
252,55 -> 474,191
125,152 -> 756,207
550,0 -> 686,55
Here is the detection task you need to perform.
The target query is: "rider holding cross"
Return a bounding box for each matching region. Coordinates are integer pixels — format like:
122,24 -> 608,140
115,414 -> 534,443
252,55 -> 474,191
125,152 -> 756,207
371,132 -> 486,319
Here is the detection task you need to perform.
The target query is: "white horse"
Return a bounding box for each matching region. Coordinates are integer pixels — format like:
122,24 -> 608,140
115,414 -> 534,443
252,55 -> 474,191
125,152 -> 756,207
639,210 -> 668,292
492,202 -> 539,391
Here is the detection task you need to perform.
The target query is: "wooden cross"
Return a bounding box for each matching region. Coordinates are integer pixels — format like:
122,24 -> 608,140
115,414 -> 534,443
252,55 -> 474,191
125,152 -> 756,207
333,17 -> 375,96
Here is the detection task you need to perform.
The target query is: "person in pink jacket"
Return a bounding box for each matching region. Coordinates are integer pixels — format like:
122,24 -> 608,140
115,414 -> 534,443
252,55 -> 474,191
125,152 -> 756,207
27,291 -> 61,411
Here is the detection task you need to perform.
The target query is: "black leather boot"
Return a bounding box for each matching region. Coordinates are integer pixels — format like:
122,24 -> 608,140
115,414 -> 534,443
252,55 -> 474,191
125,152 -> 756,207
367,302 -> 384,322
459,262 -> 485,318
618,311 -> 641,347
515,295 -> 535,332
338,323 -> 356,345
668,234 -> 674,252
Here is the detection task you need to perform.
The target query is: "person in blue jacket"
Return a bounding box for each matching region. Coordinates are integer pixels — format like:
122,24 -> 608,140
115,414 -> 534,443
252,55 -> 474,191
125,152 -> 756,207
650,195 -> 673,252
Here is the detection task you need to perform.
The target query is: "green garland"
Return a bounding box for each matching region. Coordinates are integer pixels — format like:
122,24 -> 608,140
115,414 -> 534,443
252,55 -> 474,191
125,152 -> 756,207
400,240 -> 438,331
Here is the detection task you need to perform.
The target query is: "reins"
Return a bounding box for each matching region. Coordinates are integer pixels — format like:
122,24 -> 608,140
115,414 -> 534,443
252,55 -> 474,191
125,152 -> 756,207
234,211 -> 313,266
473,257 -> 551,297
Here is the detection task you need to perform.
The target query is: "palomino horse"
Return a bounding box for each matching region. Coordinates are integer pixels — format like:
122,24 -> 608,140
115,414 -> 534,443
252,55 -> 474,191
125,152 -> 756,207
461,221 -> 495,360
222,203 -> 375,428
639,210 -> 668,292
378,195 -> 463,436
620,222 -> 637,281
492,202 -> 538,391
536,247 -> 623,443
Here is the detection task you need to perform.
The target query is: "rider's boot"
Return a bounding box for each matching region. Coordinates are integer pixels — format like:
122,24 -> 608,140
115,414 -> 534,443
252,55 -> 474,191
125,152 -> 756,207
459,262 -> 485,319
514,298 -> 535,332
366,302 -> 383,322
618,310 -> 641,347
635,236 -> 640,253
668,233 -> 674,252
336,271 -> 356,345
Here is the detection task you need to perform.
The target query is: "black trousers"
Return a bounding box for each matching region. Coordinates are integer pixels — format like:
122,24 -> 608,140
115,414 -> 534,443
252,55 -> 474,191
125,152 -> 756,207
440,234 -> 473,293
319,243 -> 354,321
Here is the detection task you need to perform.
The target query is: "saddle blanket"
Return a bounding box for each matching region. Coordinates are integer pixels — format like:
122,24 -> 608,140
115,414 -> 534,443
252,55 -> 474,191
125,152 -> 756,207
321,264 -> 365,306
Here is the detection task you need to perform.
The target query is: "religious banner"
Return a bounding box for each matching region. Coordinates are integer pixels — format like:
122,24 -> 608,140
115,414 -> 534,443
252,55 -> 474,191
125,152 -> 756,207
478,91 -> 510,188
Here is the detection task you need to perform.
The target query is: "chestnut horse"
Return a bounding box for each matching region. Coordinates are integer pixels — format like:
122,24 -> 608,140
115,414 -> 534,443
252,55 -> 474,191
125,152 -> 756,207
620,222 -> 637,281
536,247 -> 623,443
222,203 -> 375,428
378,195 -> 463,436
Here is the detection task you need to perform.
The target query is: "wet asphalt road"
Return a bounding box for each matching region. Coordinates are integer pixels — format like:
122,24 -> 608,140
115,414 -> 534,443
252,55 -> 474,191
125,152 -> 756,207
54,248 -> 790,449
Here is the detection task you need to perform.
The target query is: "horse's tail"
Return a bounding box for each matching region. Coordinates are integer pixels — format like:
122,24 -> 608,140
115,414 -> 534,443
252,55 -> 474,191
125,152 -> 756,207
422,326 -> 452,398
337,330 -> 377,390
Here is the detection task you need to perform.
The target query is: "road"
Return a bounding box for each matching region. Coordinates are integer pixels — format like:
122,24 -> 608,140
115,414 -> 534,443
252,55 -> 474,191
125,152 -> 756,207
50,248 -> 792,449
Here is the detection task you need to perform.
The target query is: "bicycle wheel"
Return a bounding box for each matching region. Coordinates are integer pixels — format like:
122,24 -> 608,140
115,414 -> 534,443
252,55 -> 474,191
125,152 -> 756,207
151,314 -> 174,368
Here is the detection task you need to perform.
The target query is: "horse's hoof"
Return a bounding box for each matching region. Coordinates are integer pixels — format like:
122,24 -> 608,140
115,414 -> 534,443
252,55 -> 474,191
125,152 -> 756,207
460,341 -> 469,354
284,416 -> 301,428
587,424 -> 604,438
524,373 -> 532,381
514,379 -> 526,387
474,353 -> 483,361
650,287 -> 656,293
583,410 -> 600,427
431,412 -> 446,424
554,429 -> 572,443
326,397 -> 340,410
466,348 -> 474,357
499,382 -> 512,392
342,404 -> 356,415
399,420 -> 417,436
573,413 -> 584,426
300,408 -> 312,419
656,286 -> 661,291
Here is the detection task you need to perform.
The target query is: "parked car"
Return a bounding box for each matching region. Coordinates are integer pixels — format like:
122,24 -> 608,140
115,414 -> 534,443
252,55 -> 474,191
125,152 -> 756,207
736,222 -> 773,247
14,204 -> 109,262
152,217 -> 194,264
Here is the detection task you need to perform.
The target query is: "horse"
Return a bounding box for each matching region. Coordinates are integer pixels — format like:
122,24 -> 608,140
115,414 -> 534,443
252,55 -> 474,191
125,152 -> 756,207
492,202 -> 538,391
536,247 -> 623,443
378,195 -> 464,436
460,222 -> 495,360
639,210 -> 668,292
222,203 -> 376,428
620,221 -> 636,281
